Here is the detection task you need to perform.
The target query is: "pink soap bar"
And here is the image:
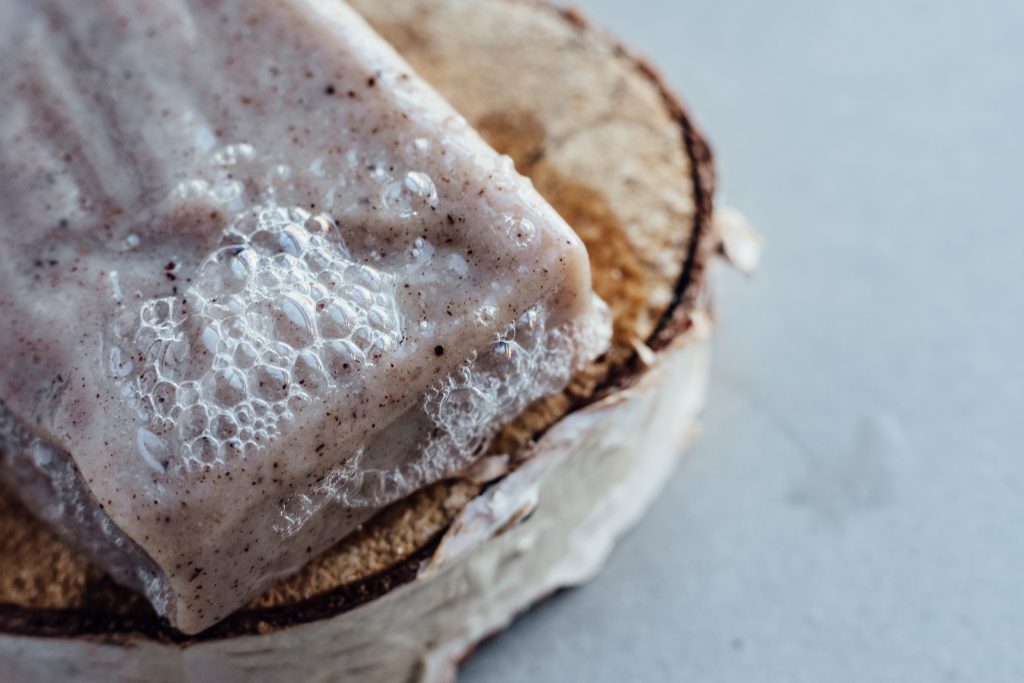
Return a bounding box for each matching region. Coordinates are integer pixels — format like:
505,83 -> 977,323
0,0 -> 609,633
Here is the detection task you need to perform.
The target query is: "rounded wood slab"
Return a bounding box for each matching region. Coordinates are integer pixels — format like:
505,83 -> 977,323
0,1 -> 716,680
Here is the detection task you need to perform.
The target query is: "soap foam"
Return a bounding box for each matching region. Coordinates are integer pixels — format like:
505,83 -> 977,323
106,140 -> 541,480
274,296 -> 611,535
109,205 -> 404,474
99,142 -> 608,535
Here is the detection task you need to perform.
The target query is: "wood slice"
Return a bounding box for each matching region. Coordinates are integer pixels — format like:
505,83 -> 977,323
0,0 -> 717,680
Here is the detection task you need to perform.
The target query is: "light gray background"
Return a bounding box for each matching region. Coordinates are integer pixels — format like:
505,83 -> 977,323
462,0 -> 1024,681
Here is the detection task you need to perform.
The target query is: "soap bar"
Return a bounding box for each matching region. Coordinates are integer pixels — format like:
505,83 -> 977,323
0,0 -> 609,633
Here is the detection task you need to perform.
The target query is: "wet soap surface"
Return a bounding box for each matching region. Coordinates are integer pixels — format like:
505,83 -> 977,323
0,0 -> 607,633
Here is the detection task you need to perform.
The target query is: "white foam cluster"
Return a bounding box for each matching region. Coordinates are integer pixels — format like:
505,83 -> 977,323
274,296 -> 611,535
420,295 -> 610,480
109,205 -> 403,473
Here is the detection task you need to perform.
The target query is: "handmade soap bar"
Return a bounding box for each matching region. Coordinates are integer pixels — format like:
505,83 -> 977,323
0,0 -> 609,633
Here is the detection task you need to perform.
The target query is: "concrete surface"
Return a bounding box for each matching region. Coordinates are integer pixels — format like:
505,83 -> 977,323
461,0 -> 1024,680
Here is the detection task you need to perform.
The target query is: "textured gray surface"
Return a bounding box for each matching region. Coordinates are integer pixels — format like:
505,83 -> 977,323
460,0 -> 1024,681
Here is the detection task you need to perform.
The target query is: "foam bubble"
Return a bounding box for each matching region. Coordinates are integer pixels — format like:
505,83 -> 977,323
500,214 -> 538,249
381,170 -> 438,218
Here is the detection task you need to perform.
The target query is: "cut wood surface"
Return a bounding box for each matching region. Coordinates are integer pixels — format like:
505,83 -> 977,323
0,0 -> 716,674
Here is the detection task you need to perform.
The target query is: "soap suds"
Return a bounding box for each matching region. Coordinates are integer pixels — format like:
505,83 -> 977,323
110,202 -> 404,474
275,296 -> 610,536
